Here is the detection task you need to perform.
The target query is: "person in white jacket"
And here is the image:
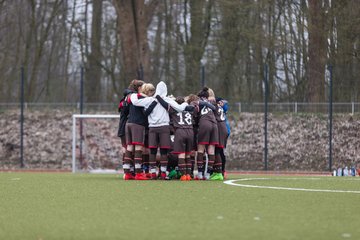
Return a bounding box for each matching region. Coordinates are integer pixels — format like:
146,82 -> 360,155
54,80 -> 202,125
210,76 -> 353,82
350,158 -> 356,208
130,81 -> 191,179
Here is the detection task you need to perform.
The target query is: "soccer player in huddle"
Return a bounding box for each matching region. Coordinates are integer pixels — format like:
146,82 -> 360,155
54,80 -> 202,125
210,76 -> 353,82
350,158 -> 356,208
216,97 -> 230,178
195,87 -> 218,180
186,94 -> 201,178
119,80 -> 144,180
123,82 -> 157,180
158,96 -> 195,181
209,88 -> 227,180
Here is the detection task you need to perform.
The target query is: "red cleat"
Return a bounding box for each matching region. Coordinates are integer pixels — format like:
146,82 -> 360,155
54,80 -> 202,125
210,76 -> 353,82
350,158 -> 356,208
193,176 -> 203,180
180,174 -> 192,181
180,175 -> 187,181
134,173 -> 150,180
123,173 -> 135,180
160,172 -> 167,180
150,173 -> 157,180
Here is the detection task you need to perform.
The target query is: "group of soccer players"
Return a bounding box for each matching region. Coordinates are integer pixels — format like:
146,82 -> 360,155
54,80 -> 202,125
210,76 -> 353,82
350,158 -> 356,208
118,79 -> 230,181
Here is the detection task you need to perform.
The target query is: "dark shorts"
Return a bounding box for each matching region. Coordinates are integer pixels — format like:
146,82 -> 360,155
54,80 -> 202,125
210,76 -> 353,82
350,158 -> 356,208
197,120 -> 218,146
125,123 -> 145,146
217,121 -> 228,148
173,128 -> 194,154
148,126 -> 171,149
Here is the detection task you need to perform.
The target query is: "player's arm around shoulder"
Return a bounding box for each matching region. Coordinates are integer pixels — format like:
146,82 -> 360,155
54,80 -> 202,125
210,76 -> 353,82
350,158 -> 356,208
130,93 -> 154,108
164,97 -> 189,112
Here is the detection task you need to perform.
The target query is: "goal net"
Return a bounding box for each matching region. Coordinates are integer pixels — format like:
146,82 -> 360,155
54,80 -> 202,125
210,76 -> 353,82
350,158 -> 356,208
72,114 -> 122,173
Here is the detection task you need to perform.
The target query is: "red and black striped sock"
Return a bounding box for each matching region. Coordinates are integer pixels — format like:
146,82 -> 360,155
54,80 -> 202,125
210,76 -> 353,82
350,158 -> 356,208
178,157 -> 186,175
149,154 -> 157,173
190,154 -> 195,174
197,152 -> 204,174
123,150 -> 132,174
214,154 -> 222,173
143,154 -> 149,173
207,154 -> 215,173
134,150 -> 143,173
185,157 -> 192,175
160,154 -> 168,173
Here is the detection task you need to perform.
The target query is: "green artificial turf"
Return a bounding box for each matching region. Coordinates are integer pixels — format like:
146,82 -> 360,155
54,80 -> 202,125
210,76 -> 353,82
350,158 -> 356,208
1,173 -> 360,240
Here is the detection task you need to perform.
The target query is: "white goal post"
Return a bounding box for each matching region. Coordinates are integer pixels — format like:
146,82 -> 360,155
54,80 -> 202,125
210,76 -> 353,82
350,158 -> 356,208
72,114 -> 121,173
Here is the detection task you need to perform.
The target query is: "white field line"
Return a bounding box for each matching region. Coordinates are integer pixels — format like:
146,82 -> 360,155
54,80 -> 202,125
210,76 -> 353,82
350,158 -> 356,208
223,178 -> 360,194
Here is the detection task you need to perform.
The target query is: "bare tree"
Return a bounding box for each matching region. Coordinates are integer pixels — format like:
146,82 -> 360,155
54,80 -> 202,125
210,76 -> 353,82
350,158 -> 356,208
85,0 -> 103,102
307,0 -> 327,103
182,0 -> 213,94
215,1 -> 241,101
330,0 -> 360,101
113,0 -> 159,83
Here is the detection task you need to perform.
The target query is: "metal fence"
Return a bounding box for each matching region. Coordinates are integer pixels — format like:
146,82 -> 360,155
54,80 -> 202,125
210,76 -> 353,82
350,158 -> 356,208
235,102 -> 360,114
1,102 -> 360,114
0,102 -> 117,112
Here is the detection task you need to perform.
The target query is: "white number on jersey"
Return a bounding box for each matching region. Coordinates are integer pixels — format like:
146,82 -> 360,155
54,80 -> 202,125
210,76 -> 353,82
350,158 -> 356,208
218,107 -> 225,121
177,112 -> 192,125
200,106 -> 210,115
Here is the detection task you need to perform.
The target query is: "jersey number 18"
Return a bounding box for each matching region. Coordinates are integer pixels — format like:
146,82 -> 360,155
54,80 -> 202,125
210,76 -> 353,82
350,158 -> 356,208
177,112 -> 192,125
